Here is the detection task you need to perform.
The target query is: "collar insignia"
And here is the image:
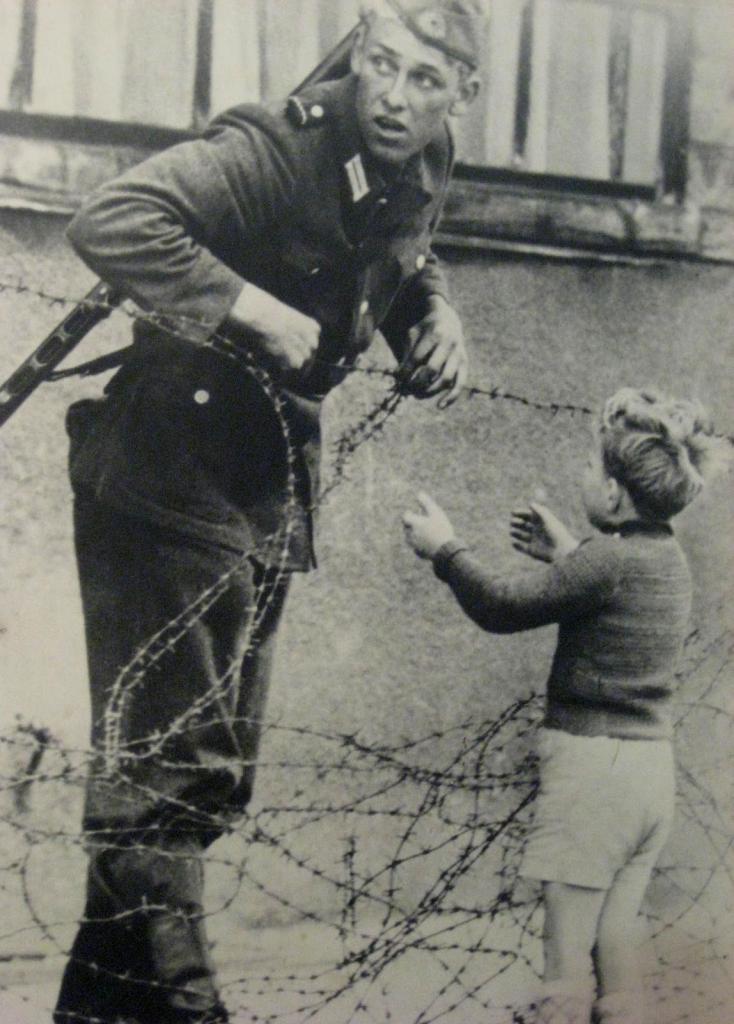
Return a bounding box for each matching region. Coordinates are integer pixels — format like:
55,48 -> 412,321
286,95 -> 308,127
344,154 -> 370,203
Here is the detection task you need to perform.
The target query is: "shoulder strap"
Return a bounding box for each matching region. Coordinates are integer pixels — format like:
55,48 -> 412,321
48,345 -> 135,381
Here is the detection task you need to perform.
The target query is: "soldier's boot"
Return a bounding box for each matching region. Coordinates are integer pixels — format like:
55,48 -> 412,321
146,900 -> 225,1020
534,982 -> 593,1024
592,990 -> 644,1024
104,840 -> 229,1023
55,838 -> 228,1024
53,854 -> 153,1023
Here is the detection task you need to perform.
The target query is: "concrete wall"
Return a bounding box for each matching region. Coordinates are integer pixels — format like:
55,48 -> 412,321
1,212 -> 732,953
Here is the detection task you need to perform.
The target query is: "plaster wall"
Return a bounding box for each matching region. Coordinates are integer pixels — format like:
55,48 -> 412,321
0,212 -> 731,942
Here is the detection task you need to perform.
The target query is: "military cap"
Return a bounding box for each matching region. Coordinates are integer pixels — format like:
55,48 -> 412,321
361,0 -> 485,69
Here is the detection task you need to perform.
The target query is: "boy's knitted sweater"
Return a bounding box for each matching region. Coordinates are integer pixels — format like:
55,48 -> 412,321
434,522 -> 692,739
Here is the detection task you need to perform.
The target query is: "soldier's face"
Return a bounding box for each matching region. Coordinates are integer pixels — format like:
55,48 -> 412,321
351,16 -> 478,165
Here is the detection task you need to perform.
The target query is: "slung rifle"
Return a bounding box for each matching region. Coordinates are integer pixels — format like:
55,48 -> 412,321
0,31 -> 355,429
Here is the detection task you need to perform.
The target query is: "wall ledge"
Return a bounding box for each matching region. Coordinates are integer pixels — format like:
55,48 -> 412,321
1,132 -> 733,264
441,177 -> 733,263
0,134 -> 153,218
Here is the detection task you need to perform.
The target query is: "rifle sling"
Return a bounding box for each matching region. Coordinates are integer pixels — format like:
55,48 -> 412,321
48,345 -> 135,380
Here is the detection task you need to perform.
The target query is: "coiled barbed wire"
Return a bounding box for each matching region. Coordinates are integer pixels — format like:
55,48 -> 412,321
0,280 -> 732,1024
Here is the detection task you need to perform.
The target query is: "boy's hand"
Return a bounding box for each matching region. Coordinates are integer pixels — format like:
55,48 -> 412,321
403,491 -> 456,560
510,502 -> 579,563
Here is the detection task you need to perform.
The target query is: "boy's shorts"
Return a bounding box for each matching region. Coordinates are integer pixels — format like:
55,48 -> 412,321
520,728 -> 675,891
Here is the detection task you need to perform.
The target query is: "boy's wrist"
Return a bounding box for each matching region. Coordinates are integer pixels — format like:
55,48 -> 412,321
433,538 -> 470,580
552,535 -> 580,560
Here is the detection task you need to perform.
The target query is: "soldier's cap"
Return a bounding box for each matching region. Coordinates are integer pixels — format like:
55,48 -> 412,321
360,0 -> 485,70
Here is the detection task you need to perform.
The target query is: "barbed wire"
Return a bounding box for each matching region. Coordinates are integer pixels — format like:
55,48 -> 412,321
0,277 -> 649,424
1,275 -> 732,444
0,280 -> 732,1024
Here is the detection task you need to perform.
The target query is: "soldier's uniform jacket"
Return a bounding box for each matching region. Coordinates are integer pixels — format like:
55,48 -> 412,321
67,74 -> 454,570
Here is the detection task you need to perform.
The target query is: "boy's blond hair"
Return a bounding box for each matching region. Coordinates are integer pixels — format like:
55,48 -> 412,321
599,388 -> 728,521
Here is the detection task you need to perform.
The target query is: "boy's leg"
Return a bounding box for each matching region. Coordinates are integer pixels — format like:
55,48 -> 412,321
592,742 -> 675,1024
536,882 -> 605,1024
593,990 -> 644,1024
536,984 -> 594,1024
543,881 -> 606,984
590,857 -> 661,1024
595,863 -> 653,996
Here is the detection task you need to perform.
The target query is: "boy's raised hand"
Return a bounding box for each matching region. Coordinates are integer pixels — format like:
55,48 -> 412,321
403,491 -> 456,560
510,502 -> 579,563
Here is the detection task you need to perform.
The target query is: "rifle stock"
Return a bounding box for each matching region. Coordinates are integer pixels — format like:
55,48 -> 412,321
0,281 -> 121,427
0,28 -> 355,428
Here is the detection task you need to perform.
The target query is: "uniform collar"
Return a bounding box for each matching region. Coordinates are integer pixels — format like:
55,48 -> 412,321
302,75 -> 436,223
600,520 -> 674,539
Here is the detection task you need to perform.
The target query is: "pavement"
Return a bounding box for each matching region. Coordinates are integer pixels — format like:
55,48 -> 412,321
1,913 -> 732,1024
0,917 -> 539,1024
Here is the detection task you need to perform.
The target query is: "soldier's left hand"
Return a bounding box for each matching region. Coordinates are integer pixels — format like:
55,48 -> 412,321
398,296 -> 468,408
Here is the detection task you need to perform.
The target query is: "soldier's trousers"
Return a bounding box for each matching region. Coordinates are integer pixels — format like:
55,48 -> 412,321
54,493 -> 290,1023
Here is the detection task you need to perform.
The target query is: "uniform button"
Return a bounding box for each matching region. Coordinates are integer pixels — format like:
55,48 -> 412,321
377,196 -> 388,206
359,299 -> 370,315
415,253 -> 426,271
310,104 -> 324,119
193,389 -> 210,405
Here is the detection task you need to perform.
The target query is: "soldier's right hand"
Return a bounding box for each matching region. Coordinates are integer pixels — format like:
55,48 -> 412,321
226,283 -> 320,379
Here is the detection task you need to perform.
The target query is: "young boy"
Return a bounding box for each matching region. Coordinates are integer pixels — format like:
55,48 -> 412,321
402,388 -> 726,1024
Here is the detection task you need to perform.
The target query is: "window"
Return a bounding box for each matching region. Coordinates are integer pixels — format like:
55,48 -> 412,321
453,0 -> 691,200
0,0 -> 358,132
0,0 -> 691,201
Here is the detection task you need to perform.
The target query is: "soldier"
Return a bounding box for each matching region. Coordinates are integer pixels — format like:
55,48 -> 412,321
54,2 -> 483,1021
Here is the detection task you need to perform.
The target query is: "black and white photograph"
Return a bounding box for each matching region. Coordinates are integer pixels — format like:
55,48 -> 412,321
0,2 -> 732,1023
